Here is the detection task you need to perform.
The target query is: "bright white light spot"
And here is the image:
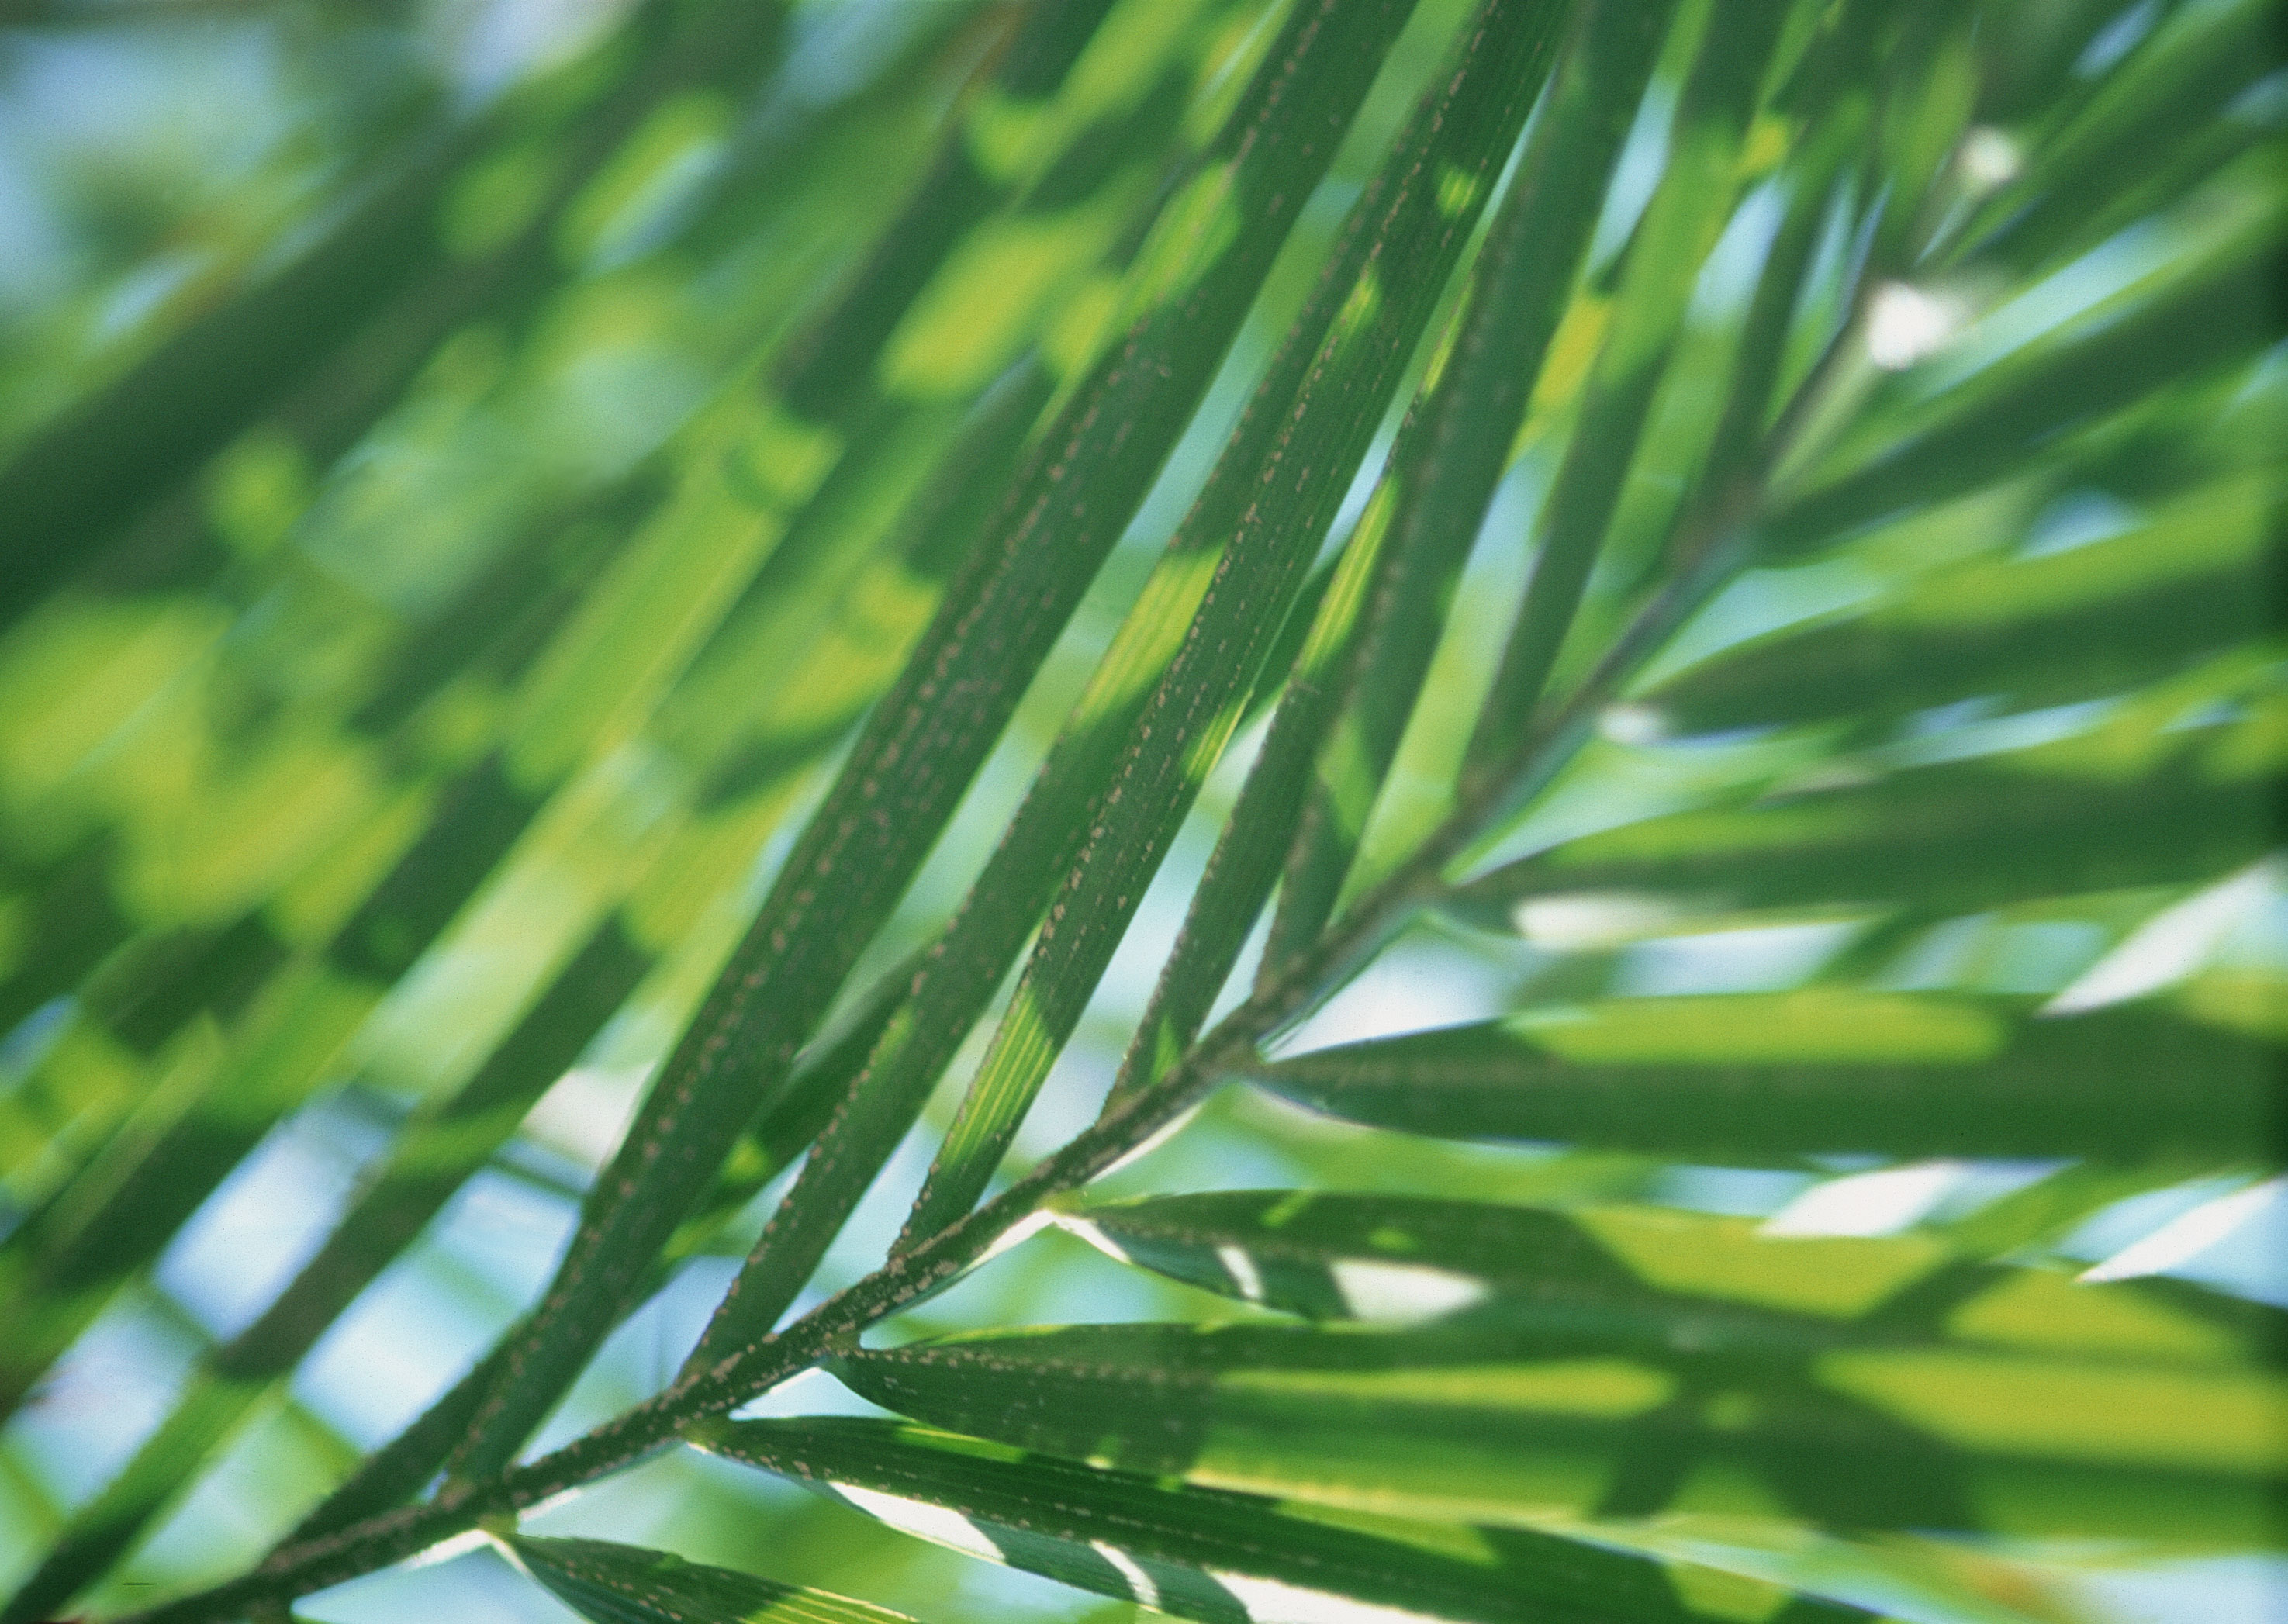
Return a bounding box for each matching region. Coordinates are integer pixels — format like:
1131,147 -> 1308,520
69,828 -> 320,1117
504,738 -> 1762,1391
2045,860 -> 2280,1014
1956,126 -> 2022,191
2082,1178 -> 2284,1284
972,1208 -> 1057,1269
1218,1244 -> 1267,1303
1865,282 -> 1963,369
1094,1542 -> 1161,1609
1513,891 -> 1682,950
399,1528 -> 496,1570
524,1063 -> 649,1169
1049,1213 -> 1136,1266
1761,1162 -> 1967,1237
1329,1259 -> 1488,1324
1212,1570 -> 1449,1624
835,1485 -> 1001,1561
1598,702 -> 1671,746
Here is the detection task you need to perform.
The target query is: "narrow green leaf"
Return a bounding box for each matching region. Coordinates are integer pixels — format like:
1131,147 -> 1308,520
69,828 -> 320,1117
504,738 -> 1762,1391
448,0 -> 1422,1482
504,1534 -> 914,1624
898,0 -> 1571,1246
1246,993 -> 2279,1163
1254,0 -> 1677,984
1059,1189 -> 2280,1367
703,1414 -> 1879,1624
253,952 -> 918,1559
1765,159 -> 2286,555
1461,1 -> 1792,790
0,930 -> 913,1624
1447,714 -> 2277,931
1951,0 -> 2279,275
0,0 -> 1142,1425
1637,473 -> 2279,737
284,1339 -> 510,1544
834,1318 -> 2288,1540
669,0 -> 1447,1370
0,0 -> 792,628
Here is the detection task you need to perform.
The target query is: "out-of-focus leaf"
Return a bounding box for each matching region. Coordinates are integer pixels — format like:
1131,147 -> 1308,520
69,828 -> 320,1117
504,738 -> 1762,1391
0,0 -> 1153,1424
503,1534 -> 914,1624
1766,159 -> 2285,554
1450,715 -> 2277,933
0,0 -> 793,627
835,1318 -> 2287,1540
1243,993 -> 2279,1163
1953,0 -> 2281,275
1637,474 -> 2279,736
197,33 -> 1204,1536
0,939 -> 912,1624
702,1414 -> 1879,1624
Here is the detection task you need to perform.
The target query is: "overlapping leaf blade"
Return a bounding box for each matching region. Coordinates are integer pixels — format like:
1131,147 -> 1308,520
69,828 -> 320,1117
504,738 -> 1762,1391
1450,703 -> 2278,935
896,0 -> 1571,1246
1460,0 -> 1792,790
0,942 -> 916,1624
1102,0 -> 1678,1121
0,2 -> 1012,1425
444,0 -> 1423,1483
702,1414 -> 1882,1624
0,4 -> 2278,1621
1054,1189 -> 2284,1361
834,1317 -> 2286,1540
669,0 -> 1546,1367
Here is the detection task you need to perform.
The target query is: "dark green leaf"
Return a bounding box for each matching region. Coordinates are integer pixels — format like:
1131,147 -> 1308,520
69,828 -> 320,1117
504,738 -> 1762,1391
1450,714 -> 2278,932
1246,993 -> 2279,1163
448,0 -> 1423,1481
1461,0 -> 1791,790
505,1533 -> 914,1624
672,0 -> 1528,1368
899,0 -> 1571,1244
1254,0 -> 1676,983
1636,473 -> 2279,737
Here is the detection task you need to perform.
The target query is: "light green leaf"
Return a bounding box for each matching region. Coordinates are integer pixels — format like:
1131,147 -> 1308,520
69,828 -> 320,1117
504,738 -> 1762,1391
1059,1190 -> 2272,1367
701,1414 -> 1882,1624
835,1319 -> 2288,1541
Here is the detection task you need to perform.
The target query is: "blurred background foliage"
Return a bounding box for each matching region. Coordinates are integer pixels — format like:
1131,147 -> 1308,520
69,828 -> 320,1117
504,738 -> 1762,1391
0,0 -> 2279,1622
